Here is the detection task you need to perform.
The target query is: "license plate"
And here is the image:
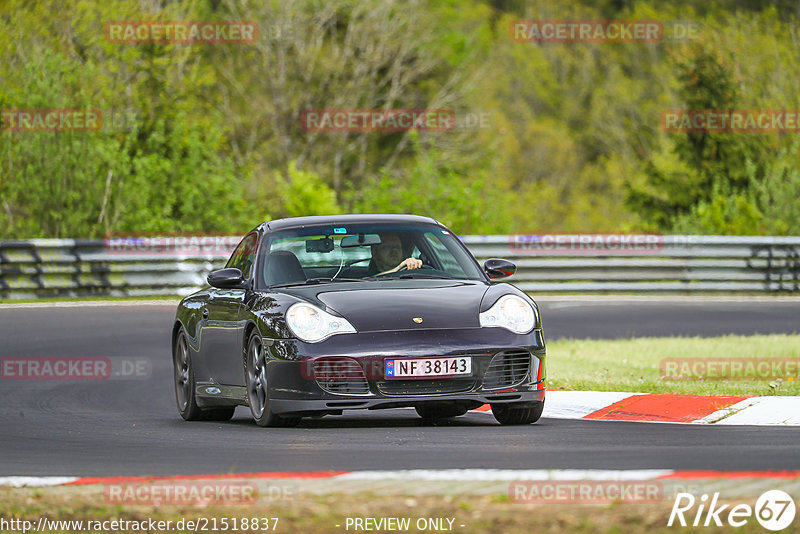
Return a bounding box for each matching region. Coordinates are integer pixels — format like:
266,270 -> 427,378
384,357 -> 471,379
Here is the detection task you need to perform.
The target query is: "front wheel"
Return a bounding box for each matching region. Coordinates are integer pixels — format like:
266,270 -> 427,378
173,328 -> 234,421
491,400 -> 544,425
245,331 -> 301,428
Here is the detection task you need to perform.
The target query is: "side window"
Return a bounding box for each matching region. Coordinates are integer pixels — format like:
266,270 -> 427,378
423,232 -> 467,277
226,233 -> 259,278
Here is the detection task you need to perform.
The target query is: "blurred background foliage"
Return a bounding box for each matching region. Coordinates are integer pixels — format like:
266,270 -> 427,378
1,0 -> 799,237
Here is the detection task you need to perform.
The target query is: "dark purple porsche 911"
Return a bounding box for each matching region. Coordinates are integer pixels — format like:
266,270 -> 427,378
172,214 -> 546,427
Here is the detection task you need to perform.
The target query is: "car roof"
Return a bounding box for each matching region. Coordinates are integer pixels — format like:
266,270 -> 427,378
261,214 -> 442,232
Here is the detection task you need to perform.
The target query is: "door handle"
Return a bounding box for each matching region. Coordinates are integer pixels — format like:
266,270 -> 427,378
202,308 -> 209,319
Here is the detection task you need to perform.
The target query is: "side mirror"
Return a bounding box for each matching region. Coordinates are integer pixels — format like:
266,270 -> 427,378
207,268 -> 245,289
484,258 -> 516,280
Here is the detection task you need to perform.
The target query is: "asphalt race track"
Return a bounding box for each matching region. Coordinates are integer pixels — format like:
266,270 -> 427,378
1,299 -> 799,476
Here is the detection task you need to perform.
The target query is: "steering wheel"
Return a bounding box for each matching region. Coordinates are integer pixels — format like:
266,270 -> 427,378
374,263 -> 435,276
397,263 -> 434,271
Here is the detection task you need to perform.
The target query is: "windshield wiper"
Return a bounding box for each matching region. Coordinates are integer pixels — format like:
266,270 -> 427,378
270,277 -> 365,288
382,273 -> 453,280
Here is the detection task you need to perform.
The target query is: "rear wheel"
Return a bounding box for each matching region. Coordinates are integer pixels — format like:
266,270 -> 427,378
415,403 -> 468,420
245,331 -> 301,428
491,400 -> 544,425
173,328 -> 234,421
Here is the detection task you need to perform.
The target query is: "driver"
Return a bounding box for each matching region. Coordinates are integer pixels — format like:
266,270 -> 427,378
370,233 -> 422,276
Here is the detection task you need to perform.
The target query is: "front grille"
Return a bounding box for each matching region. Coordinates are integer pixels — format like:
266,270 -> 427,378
376,378 -> 476,396
482,350 -> 531,389
312,357 -> 370,395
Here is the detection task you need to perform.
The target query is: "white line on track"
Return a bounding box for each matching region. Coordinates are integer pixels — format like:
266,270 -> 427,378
0,477 -> 78,487
335,469 -> 675,481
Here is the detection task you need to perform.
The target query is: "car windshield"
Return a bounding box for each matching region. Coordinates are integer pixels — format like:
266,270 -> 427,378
258,223 -> 484,287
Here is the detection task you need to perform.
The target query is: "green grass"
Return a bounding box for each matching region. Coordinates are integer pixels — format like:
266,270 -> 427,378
547,334 -> 800,396
0,488 -> 776,534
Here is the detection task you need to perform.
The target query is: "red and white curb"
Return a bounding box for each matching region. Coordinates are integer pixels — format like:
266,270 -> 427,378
2,470 -> 798,485
0,470 -> 669,487
473,391 -> 800,425
2,470 -> 799,500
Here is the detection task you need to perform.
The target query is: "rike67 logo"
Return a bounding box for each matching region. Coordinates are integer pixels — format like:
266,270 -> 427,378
669,490 -> 796,531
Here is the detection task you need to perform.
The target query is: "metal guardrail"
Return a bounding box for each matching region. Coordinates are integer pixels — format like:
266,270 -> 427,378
471,235 -> 800,293
0,235 -> 798,299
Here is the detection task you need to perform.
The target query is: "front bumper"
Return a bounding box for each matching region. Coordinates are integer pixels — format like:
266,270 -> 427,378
262,327 -> 546,415
269,389 -> 545,415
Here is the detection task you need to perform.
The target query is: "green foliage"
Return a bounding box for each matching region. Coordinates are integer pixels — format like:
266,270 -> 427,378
1,0 -> 800,238
672,183 -> 762,235
0,0 -> 247,238
673,142 -> 800,235
354,134 -> 508,234
627,42 -> 749,229
0,48 -> 125,237
623,7 -> 800,235
0,47 -> 246,238
276,162 -> 342,219
750,148 -> 800,235
115,113 -> 247,235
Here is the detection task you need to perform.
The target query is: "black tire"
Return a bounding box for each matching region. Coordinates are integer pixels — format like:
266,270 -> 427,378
173,328 -> 235,422
415,403 -> 468,420
245,330 -> 301,428
491,400 -> 544,425
199,408 -> 236,421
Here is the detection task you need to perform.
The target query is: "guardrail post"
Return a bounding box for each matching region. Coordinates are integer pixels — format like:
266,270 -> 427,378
748,244 -> 800,293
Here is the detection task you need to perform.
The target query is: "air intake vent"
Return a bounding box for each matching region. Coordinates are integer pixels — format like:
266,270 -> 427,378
483,350 -> 531,389
376,378 -> 476,396
312,358 -> 370,395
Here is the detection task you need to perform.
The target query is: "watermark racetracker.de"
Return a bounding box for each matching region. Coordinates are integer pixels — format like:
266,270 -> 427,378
661,358 -> 800,381
103,233 -> 241,256
509,19 -> 702,43
300,108 -> 495,133
301,109 -> 456,133
1,109 -> 102,132
509,234 -> 664,255
1,108 -> 141,133
104,20 -> 258,44
510,480 -> 663,504
661,109 -> 800,133
0,357 -> 151,380
103,480 -> 293,506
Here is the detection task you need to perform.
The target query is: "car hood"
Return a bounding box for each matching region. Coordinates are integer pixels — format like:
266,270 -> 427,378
288,280 -> 489,332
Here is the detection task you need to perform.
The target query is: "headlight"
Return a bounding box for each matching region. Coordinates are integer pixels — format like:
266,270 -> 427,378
286,302 -> 356,343
479,294 -> 537,334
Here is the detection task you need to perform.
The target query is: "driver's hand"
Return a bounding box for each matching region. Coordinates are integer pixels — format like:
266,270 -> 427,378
375,257 -> 423,276
396,257 -> 422,271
